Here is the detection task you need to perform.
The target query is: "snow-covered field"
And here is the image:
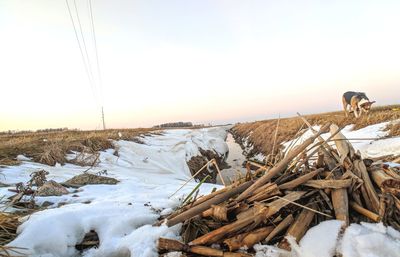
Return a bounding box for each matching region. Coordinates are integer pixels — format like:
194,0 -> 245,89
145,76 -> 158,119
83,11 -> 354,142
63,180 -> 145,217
1,124 -> 400,257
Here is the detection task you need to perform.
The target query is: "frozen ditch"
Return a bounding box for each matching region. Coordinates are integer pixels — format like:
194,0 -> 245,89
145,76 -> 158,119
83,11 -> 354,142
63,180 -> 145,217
1,125 -> 400,257
217,132 -> 248,185
1,127 -> 230,257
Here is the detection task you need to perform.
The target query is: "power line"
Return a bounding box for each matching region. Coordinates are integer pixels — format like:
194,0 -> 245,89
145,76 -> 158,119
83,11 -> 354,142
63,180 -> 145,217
72,0 -> 98,104
88,0 -> 104,103
88,0 -> 106,130
65,0 -> 95,96
65,0 -> 106,130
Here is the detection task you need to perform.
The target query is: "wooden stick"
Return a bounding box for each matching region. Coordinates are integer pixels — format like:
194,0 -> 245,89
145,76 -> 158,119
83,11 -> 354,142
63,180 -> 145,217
349,201 -> 381,222
279,168 -> 323,190
236,123 -> 330,202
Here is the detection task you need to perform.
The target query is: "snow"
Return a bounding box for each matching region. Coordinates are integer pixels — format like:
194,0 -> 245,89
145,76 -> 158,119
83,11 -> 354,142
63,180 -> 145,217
1,127 -> 228,257
283,121 -> 400,159
254,221 -> 400,257
339,222 -> 400,257
289,220 -> 344,257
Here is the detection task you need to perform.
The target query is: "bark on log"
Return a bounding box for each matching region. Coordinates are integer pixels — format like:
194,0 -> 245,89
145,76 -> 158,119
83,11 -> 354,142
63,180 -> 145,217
236,123 -> 330,202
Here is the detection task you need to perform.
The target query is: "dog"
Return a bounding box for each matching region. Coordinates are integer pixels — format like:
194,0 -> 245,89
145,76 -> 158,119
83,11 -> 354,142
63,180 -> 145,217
342,91 -> 375,118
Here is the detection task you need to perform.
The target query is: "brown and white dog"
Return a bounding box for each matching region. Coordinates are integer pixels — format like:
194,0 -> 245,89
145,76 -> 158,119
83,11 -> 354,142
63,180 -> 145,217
342,91 -> 375,118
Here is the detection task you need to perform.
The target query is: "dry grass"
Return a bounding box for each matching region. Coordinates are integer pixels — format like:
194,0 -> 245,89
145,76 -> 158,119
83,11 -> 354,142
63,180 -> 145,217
387,122 -> 400,137
0,128 -> 155,166
232,105 -> 400,158
0,212 -> 20,245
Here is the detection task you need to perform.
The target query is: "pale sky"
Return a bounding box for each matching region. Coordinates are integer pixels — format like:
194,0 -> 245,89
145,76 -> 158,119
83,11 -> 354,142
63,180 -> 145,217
1,0 -> 399,131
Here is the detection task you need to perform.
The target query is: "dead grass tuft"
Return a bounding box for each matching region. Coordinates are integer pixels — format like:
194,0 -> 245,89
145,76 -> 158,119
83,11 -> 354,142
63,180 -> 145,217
0,212 -> 20,246
233,105 -> 400,158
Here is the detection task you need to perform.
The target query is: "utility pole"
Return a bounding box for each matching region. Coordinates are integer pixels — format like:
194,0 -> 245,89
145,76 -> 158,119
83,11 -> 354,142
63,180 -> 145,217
101,106 -> 106,130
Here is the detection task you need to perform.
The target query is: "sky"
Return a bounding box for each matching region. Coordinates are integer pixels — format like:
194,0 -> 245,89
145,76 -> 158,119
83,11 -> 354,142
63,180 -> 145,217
0,0 -> 399,131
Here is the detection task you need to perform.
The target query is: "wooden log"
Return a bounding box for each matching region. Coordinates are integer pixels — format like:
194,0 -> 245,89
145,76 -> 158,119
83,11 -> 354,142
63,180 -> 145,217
349,201 -> 380,222
236,123 -> 330,202
189,191 -> 305,246
332,188 -> 349,226
304,179 -> 352,189
278,206 -> 316,251
158,238 -> 251,257
223,226 -> 274,251
264,214 -> 294,243
166,181 -> 252,227
278,168 -> 323,190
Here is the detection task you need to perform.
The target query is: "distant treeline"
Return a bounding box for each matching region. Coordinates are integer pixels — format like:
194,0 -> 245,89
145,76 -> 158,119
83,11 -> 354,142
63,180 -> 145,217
0,127 -> 70,135
153,122 -> 194,128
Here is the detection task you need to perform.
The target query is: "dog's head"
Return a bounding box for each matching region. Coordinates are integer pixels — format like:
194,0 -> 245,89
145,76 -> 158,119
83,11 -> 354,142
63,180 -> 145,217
360,100 -> 376,113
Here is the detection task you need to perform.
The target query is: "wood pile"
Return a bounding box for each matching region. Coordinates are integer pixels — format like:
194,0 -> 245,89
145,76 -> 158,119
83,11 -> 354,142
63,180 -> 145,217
157,121 -> 400,256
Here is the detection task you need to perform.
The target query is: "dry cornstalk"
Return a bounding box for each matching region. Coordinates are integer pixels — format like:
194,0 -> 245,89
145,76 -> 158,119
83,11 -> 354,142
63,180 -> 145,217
189,191 -> 305,246
369,168 -> 400,193
201,205 -> 228,221
158,238 -> 251,257
264,214 -> 294,243
278,168 -> 323,190
304,179 -> 352,189
354,160 -> 380,213
223,226 -> 274,251
166,181 -> 252,227
349,201 -> 380,222
332,188 -> 349,226
278,206 -> 316,251
236,123 -> 330,202
247,184 -> 280,203
189,206 -> 270,245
